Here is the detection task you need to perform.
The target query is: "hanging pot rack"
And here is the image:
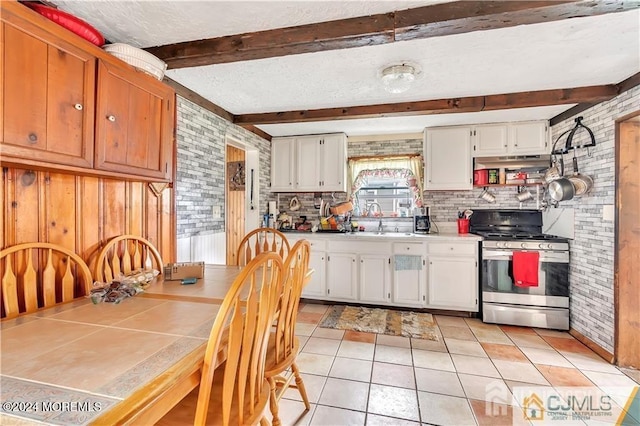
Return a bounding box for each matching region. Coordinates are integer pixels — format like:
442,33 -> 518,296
551,116 -> 596,156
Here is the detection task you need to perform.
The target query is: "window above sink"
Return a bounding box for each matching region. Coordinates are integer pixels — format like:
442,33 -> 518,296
348,155 -> 424,218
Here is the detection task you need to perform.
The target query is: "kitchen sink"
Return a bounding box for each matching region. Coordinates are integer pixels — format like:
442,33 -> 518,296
343,231 -> 414,238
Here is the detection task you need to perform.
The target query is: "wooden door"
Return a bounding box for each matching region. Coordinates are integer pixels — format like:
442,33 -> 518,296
226,146 -> 245,265
615,112 -> 640,368
94,60 -> 174,181
1,20 -> 95,167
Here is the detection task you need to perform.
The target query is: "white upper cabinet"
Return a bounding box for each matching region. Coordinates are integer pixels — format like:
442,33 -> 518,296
472,120 -> 549,157
320,133 -> 348,192
271,133 -> 347,192
472,124 -> 508,156
296,135 -> 321,191
509,121 -> 549,155
424,126 -> 473,190
270,137 -> 296,191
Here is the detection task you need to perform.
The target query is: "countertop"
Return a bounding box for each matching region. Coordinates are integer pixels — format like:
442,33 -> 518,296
283,230 -> 483,242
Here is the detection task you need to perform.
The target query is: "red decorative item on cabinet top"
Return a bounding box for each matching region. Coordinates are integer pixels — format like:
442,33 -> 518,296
25,3 -> 105,46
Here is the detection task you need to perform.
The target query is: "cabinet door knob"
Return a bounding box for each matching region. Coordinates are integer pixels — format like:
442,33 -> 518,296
28,133 -> 38,143
74,103 -> 83,111
107,115 -> 116,122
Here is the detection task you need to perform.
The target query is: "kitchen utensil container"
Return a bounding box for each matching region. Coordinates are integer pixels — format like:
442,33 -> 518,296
457,218 -> 470,234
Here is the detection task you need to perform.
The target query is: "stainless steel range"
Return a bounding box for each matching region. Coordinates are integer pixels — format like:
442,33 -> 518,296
470,209 -> 570,330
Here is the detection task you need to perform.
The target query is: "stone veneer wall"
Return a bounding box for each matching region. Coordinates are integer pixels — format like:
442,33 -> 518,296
275,136 -> 532,223
550,85 -> 639,354
176,96 -> 270,239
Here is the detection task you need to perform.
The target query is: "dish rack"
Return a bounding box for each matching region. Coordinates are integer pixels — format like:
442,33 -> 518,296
103,43 -> 167,80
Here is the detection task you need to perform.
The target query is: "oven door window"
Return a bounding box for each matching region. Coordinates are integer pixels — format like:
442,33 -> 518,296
482,251 -> 569,297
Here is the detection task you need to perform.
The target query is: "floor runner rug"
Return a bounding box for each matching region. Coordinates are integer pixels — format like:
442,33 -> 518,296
318,305 -> 439,340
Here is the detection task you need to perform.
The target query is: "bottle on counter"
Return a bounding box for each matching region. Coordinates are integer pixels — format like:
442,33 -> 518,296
499,168 -> 506,185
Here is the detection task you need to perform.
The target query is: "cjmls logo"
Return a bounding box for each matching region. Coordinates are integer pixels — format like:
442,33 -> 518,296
523,393 -> 545,421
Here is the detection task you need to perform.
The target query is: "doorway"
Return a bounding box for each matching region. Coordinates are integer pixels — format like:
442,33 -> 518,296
225,145 -> 245,265
615,111 -> 640,368
225,140 -> 260,266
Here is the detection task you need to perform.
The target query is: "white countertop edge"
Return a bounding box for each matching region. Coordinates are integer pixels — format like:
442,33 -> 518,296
283,231 -> 483,242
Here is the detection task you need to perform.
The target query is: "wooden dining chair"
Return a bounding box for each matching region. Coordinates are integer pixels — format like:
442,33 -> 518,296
235,227 -> 290,266
0,242 -> 93,319
94,235 -> 163,283
265,239 -> 312,426
158,252 -> 283,425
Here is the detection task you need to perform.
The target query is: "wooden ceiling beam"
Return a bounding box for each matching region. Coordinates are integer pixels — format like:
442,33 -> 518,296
237,124 -> 272,142
145,1 -> 638,69
234,85 -> 619,125
146,14 -> 395,69
550,72 -> 640,125
394,1 -> 633,41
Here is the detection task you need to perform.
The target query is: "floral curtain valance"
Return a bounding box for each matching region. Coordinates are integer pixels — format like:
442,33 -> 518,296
347,155 -> 424,208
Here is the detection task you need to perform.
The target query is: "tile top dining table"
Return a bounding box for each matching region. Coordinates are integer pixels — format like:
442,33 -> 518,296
0,265 -> 242,425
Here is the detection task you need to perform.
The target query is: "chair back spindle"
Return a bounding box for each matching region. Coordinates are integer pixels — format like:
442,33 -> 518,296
0,243 -> 93,319
236,228 -> 290,266
94,235 -> 163,283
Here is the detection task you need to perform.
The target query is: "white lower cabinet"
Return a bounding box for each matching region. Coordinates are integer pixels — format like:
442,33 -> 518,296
427,241 -> 479,312
303,250 -> 326,298
326,252 -> 358,300
392,243 -> 426,307
296,235 -> 479,312
287,236 -> 327,299
359,254 -> 392,304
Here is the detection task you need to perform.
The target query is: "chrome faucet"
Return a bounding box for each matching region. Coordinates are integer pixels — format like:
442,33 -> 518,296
367,202 -> 383,233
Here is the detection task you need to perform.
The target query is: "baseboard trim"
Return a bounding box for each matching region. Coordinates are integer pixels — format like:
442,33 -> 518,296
570,328 -> 615,364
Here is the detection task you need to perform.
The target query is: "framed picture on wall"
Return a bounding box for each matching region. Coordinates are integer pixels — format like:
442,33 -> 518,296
228,161 -> 245,191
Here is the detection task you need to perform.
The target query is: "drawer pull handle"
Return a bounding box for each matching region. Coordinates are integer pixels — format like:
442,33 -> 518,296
107,115 -> 116,122
74,103 -> 83,111
28,133 -> 38,143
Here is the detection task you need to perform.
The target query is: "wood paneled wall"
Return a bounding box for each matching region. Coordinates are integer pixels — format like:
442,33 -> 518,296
1,167 -> 175,273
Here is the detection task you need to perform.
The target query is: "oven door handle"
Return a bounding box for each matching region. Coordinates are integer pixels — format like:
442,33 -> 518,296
483,250 -> 569,263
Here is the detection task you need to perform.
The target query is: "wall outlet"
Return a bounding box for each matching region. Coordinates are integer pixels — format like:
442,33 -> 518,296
602,204 -> 614,221
212,205 -> 221,218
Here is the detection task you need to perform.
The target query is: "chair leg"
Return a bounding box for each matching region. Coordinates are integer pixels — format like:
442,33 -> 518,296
291,362 -> 311,410
268,377 -> 282,426
260,415 -> 271,426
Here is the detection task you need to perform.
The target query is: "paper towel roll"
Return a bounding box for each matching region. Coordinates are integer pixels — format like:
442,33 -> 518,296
268,201 -> 277,215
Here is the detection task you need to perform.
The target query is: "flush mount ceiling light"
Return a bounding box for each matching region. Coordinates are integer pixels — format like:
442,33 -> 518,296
380,63 -> 420,94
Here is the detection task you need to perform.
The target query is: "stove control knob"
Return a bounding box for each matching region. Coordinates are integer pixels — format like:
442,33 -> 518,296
539,243 -> 545,249
521,243 -> 527,249
546,244 -> 553,250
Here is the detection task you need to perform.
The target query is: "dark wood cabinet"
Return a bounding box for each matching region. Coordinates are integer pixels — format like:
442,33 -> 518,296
1,19 -> 95,168
95,61 -> 174,181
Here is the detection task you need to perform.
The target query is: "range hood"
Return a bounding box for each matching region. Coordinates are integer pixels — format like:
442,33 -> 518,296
474,154 -> 551,170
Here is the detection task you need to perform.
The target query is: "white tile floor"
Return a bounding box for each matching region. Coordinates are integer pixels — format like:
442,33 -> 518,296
267,303 -> 640,426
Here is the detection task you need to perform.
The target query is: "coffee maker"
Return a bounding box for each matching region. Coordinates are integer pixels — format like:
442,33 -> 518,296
413,207 -> 431,234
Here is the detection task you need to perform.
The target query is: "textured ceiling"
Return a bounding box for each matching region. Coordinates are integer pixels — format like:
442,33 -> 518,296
51,1 -> 640,137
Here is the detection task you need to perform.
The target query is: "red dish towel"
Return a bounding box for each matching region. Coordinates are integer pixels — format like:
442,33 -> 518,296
513,251 -> 540,287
